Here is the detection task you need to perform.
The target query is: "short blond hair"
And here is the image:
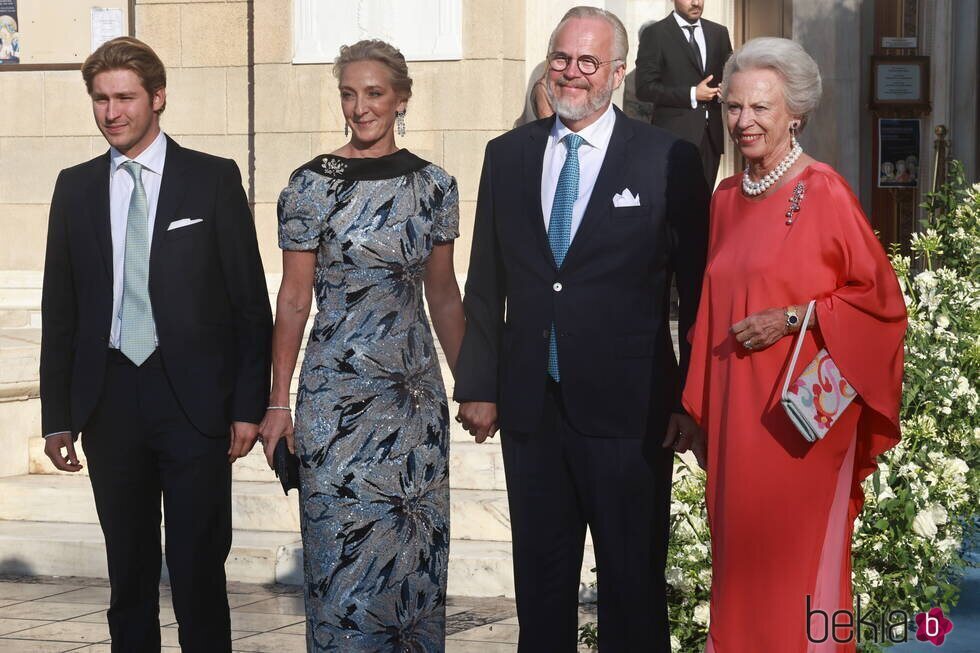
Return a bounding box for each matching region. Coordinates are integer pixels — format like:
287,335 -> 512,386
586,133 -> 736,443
82,37 -> 167,113
333,40 -> 413,101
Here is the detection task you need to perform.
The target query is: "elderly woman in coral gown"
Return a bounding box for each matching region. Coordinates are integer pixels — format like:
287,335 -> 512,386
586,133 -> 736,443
681,38 -> 907,653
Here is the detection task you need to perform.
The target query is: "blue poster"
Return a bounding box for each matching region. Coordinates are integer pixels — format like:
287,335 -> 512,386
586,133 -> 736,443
878,118 -> 920,189
0,0 -> 18,64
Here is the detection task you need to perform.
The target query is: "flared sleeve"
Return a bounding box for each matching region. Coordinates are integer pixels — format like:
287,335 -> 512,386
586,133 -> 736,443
681,183 -> 728,425
812,169 -> 907,510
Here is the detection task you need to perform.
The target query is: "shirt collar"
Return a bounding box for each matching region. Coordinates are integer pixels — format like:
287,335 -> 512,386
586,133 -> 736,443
552,102 -> 616,151
110,130 -> 167,177
673,11 -> 702,29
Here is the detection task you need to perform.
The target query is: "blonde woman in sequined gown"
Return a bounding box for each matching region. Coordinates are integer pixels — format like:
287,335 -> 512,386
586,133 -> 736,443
258,40 -> 465,652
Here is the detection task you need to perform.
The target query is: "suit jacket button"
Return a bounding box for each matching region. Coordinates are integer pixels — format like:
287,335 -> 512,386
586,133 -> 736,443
553,282 -> 563,292
542,329 -> 549,338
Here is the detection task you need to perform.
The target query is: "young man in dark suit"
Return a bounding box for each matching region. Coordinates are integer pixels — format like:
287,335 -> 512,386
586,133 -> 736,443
455,7 -> 709,651
635,0 -> 733,187
40,37 -> 272,652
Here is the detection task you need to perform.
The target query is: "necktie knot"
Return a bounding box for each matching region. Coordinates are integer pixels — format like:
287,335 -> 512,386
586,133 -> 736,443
684,25 -> 697,38
563,133 -> 584,154
120,160 -> 142,183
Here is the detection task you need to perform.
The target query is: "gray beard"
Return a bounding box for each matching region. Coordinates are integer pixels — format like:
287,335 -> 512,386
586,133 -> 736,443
546,78 -> 615,122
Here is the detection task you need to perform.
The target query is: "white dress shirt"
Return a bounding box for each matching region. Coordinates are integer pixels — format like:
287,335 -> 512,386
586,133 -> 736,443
108,129 -> 167,349
541,102 -> 616,241
673,11 -> 708,113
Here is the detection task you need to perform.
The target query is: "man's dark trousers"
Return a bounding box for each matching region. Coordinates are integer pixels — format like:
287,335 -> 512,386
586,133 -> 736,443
83,352 -> 232,653
501,380 -> 674,653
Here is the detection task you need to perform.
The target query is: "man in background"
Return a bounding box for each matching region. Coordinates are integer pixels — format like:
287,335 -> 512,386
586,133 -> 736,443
635,0 -> 733,187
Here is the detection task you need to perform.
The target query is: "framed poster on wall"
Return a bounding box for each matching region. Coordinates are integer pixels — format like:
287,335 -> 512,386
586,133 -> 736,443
870,55 -> 930,111
0,0 -> 134,71
878,118 -> 920,189
0,0 -> 20,64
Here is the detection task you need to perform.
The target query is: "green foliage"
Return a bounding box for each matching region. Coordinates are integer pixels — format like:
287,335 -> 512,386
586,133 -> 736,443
577,161 -> 980,652
577,621 -> 599,649
856,161 -> 980,649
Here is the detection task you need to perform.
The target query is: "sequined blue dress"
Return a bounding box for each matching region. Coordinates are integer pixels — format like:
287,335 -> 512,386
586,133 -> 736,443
277,150 -> 459,652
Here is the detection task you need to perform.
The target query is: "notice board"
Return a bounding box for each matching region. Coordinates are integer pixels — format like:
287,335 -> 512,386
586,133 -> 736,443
0,0 -> 134,71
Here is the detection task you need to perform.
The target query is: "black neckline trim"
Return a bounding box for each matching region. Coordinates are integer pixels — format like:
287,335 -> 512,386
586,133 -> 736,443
291,149 -> 430,181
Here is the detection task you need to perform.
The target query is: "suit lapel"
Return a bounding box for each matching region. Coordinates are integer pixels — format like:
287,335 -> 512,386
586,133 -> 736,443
150,136 -> 189,265
88,153 -> 113,279
702,21 -> 719,71
525,117 -> 556,270
561,109 -> 632,271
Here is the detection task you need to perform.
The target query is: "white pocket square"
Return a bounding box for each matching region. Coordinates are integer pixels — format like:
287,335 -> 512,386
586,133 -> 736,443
167,218 -> 203,231
612,188 -> 641,207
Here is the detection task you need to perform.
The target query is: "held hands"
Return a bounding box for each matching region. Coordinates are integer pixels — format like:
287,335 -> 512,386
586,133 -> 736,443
44,433 -> 83,473
662,412 -> 707,470
227,421 -> 261,463
695,74 -> 721,103
456,402 -> 498,443
257,409 -> 296,469
731,307 -> 791,352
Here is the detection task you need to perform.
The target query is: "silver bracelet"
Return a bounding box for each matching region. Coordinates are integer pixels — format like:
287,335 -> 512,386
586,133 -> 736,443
267,405 -> 291,411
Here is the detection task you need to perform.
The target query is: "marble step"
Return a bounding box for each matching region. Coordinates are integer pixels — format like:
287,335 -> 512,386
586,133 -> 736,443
0,520 -> 303,585
0,328 -> 40,396
0,474 -> 301,533
0,519 -> 593,598
0,272 -> 42,329
449,441 -> 506,490
28,437 -> 505,490
28,436 -> 280,483
0,520 -> 592,598
0,475 -> 513,540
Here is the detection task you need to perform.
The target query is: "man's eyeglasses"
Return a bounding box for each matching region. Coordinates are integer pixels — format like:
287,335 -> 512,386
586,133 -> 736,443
548,52 -> 622,76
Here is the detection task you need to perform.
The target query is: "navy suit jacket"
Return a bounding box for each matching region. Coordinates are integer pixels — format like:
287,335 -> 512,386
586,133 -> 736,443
40,136 -> 272,438
454,108 -> 709,438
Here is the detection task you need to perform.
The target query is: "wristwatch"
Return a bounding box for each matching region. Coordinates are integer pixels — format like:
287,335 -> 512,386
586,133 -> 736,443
785,305 -> 800,332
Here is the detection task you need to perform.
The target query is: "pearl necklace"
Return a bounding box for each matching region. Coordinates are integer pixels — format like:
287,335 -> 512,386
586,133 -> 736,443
742,139 -> 803,196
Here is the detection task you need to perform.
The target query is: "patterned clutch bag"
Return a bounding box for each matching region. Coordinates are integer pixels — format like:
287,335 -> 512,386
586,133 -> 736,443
780,300 -> 857,442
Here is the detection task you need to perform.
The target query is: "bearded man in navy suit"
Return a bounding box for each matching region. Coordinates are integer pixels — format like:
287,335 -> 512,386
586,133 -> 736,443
455,6 -> 710,652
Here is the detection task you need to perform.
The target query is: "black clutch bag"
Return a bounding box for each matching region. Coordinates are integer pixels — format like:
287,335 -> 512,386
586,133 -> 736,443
273,438 -> 300,496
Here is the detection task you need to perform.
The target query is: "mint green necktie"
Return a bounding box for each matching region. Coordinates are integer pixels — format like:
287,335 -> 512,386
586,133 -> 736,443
119,161 -> 156,365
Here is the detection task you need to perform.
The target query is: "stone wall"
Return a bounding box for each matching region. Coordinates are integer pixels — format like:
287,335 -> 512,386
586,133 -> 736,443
0,0 -> 526,275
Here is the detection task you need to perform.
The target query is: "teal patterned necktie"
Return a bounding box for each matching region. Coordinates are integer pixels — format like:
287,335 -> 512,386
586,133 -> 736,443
119,161 -> 156,365
547,133 -> 584,381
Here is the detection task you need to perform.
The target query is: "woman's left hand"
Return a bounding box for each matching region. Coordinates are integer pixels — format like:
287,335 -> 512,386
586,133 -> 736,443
731,307 -> 789,352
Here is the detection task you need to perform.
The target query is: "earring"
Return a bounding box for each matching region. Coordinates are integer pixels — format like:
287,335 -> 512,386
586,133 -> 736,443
344,122 -> 349,137
790,122 -> 799,148
396,111 -> 406,137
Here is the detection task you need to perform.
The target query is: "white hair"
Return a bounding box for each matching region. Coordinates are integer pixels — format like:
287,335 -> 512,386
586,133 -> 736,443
721,37 -> 822,131
548,6 -> 628,63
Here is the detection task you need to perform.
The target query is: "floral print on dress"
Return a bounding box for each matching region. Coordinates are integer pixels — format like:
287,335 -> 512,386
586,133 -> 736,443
277,153 -> 459,652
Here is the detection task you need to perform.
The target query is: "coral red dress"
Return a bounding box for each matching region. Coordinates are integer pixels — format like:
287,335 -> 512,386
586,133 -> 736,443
682,164 -> 907,653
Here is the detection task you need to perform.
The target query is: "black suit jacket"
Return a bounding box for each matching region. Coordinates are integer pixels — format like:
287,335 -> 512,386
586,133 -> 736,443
635,13 -> 733,153
454,108 -> 709,438
40,136 -> 272,438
